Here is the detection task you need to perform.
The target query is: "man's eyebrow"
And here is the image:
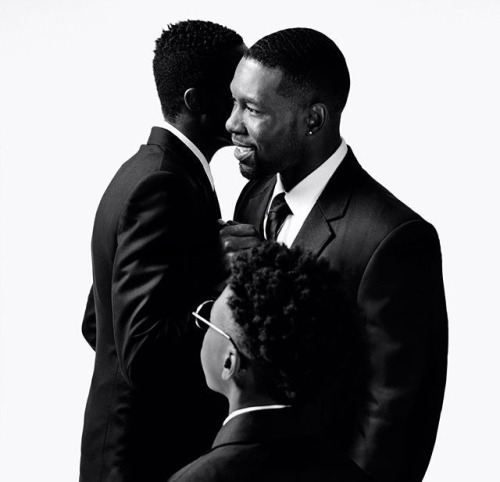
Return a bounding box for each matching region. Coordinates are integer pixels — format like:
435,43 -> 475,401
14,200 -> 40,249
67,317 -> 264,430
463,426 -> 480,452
238,93 -> 260,105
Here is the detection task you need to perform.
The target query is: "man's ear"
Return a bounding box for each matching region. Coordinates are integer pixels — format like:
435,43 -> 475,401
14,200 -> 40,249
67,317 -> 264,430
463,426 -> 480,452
306,103 -> 327,136
221,349 -> 241,382
184,87 -> 205,113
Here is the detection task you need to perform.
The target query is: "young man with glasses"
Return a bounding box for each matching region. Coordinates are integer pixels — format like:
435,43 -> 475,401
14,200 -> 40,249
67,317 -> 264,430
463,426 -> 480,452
168,241 -> 364,481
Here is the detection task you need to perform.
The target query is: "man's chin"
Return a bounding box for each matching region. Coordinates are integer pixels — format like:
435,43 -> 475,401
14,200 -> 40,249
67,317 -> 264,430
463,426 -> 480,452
239,161 -> 271,181
235,150 -> 271,180
238,161 -> 257,180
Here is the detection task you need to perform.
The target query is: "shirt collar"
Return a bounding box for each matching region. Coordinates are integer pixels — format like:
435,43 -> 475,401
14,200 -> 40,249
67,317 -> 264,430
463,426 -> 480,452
161,121 -> 215,190
273,138 -> 348,217
223,404 -> 291,426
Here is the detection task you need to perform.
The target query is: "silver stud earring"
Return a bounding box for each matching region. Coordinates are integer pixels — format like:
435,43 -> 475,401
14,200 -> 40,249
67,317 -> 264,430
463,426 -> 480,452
308,131 -> 313,135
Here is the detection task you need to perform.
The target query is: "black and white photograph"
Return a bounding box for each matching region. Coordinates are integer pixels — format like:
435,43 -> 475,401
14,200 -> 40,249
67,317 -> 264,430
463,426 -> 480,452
1,1 -> 498,481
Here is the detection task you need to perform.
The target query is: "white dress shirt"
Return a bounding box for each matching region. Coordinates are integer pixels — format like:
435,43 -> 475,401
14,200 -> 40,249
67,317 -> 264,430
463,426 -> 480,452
161,121 -> 215,191
222,404 -> 291,426
264,138 -> 348,247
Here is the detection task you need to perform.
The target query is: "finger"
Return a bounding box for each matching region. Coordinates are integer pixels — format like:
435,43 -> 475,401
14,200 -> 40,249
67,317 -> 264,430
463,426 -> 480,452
221,235 -> 262,253
220,223 -> 259,237
218,219 -> 239,227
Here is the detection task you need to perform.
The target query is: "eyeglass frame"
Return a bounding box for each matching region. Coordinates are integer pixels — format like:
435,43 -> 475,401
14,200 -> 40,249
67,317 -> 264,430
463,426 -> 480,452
192,299 -> 245,358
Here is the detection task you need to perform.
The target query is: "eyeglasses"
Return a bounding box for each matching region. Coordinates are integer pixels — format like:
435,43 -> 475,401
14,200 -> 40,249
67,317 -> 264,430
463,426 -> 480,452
192,300 -> 244,357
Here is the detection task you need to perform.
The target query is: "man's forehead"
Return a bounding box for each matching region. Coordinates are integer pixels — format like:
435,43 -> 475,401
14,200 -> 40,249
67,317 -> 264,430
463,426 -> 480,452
231,58 -> 283,99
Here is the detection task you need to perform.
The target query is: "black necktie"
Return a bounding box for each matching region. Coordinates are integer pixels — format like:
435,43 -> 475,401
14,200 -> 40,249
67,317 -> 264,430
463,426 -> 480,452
266,192 -> 291,241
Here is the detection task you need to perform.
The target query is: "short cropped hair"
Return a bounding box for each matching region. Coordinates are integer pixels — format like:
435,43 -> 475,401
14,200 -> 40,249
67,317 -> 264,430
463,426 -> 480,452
246,27 -> 350,112
153,20 -> 243,121
228,241 -> 360,407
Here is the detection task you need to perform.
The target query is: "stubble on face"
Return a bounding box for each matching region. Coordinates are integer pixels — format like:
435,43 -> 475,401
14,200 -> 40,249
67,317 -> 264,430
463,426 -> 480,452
237,151 -> 263,180
235,107 -> 306,182
237,130 -> 303,181
228,59 -> 308,182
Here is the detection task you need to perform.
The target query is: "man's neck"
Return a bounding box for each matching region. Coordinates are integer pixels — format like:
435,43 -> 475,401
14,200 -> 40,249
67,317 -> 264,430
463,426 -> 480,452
162,120 -> 215,190
280,134 -> 342,191
227,390 -> 281,417
224,392 -> 290,426
167,117 -> 220,162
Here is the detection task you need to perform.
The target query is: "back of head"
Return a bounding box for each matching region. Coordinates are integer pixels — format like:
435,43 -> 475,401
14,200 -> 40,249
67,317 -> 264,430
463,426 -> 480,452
228,241 -> 360,407
153,20 -> 243,121
245,27 -> 350,113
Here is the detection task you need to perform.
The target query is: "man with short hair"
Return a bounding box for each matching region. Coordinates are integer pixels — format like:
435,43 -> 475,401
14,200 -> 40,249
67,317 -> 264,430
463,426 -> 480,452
169,241 -> 363,481
222,27 -> 448,482
80,20 -> 246,481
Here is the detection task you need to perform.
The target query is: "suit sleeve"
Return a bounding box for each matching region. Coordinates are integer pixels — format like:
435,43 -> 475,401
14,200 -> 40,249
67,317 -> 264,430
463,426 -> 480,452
82,286 -> 97,350
352,220 -> 448,481
112,171 -> 199,389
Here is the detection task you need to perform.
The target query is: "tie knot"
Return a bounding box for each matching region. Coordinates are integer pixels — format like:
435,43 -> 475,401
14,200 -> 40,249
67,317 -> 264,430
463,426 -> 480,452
266,192 -> 291,241
269,192 -> 290,215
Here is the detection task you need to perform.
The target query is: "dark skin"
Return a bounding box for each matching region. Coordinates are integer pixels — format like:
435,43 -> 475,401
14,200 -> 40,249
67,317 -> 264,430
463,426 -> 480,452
203,286 -> 281,414
220,58 -> 342,261
171,43 -> 248,162
219,220 -> 261,267
162,44 -> 249,270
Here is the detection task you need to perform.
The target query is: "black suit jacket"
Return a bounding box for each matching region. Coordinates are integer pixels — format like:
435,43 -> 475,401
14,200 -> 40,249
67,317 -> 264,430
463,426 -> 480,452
168,409 -> 364,482
80,127 -> 227,482
234,148 -> 448,482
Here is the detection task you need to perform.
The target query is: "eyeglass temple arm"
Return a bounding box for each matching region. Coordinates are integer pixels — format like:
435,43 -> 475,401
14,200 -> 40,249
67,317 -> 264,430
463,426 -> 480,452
192,312 -> 232,341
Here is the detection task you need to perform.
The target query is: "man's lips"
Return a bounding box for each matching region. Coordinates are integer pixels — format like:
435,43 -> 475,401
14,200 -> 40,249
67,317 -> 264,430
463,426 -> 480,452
233,145 -> 254,162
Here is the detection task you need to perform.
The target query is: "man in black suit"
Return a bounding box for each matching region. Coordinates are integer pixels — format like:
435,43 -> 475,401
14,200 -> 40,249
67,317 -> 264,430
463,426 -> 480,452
221,28 -> 448,482
80,20 -> 246,481
169,241 -> 363,482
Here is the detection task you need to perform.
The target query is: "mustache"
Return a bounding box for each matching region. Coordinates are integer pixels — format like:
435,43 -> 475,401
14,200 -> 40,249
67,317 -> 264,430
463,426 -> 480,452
231,136 -> 254,147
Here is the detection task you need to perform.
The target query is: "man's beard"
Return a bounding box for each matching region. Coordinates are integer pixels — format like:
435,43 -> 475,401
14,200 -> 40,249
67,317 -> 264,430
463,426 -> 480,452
239,160 -> 257,180
238,154 -> 272,180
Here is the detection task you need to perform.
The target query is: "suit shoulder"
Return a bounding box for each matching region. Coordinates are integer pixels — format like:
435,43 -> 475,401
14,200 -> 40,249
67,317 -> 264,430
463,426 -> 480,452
101,142 -> 195,200
115,142 -> 189,182
329,161 -> 442,268
92,148 -> 196,239
168,445 -> 247,482
352,167 -> 425,231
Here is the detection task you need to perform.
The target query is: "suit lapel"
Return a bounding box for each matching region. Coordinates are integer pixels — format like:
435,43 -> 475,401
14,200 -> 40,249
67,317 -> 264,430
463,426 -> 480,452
291,148 -> 361,257
239,176 -> 276,236
237,148 -> 362,254
291,203 -> 334,255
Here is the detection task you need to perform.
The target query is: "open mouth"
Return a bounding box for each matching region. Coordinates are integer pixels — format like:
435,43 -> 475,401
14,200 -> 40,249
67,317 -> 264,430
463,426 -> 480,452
233,146 -> 254,162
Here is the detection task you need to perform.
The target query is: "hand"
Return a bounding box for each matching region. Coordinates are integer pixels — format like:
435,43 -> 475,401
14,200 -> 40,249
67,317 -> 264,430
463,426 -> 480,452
218,220 -> 263,265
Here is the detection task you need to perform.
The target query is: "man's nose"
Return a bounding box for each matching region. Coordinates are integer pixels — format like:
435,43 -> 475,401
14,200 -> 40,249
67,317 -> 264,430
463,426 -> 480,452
225,104 -> 244,135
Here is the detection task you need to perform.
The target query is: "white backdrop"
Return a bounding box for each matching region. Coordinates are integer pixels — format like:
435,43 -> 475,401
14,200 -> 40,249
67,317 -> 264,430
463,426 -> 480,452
1,1 -> 499,480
